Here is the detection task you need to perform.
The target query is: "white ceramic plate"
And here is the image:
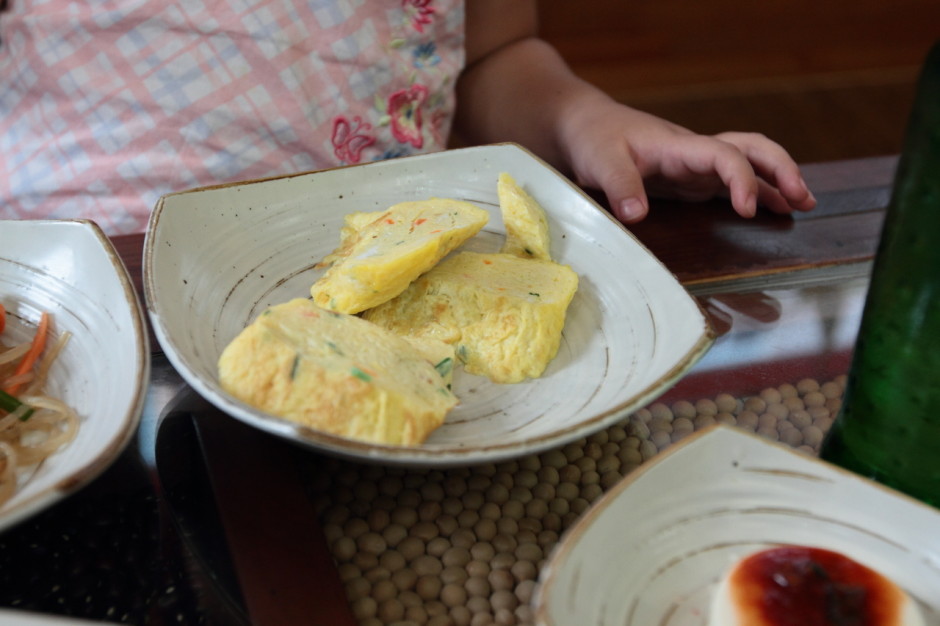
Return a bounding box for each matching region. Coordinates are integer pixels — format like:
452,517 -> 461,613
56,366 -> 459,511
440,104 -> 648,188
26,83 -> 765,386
0,609 -> 118,625
144,143 -> 714,466
534,425 -> 940,626
0,220 -> 149,533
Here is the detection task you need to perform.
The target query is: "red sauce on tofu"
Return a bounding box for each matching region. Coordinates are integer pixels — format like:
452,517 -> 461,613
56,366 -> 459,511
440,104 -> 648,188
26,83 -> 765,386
729,546 -> 905,626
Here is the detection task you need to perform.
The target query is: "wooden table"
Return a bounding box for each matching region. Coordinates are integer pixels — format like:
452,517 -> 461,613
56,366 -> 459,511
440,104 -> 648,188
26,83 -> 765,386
0,155 -> 895,625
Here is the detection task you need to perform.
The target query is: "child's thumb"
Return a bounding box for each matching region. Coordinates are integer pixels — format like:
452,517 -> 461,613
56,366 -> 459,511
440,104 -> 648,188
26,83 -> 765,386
601,165 -> 649,224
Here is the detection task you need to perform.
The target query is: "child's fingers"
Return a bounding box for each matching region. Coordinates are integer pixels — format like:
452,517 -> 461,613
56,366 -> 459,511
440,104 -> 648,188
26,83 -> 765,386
678,135 -> 761,218
593,156 -> 650,224
714,132 -> 817,212
756,179 -> 802,215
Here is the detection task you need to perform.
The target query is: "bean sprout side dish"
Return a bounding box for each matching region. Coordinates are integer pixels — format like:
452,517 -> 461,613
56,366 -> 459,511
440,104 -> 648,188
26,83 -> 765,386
0,303 -> 79,506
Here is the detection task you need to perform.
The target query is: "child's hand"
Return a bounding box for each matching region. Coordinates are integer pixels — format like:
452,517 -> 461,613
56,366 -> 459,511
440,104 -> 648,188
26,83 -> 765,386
557,95 -> 817,223
458,2 -> 816,224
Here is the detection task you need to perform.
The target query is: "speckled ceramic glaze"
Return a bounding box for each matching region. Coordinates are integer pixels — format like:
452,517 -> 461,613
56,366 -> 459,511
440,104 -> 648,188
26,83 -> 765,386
144,143 -> 714,467
534,425 -> 940,626
0,220 -> 149,533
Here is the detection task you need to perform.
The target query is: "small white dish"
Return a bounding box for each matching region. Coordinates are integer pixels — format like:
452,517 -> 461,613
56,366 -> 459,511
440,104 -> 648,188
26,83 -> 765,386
534,424 -> 940,625
0,220 -> 149,533
144,143 -> 714,466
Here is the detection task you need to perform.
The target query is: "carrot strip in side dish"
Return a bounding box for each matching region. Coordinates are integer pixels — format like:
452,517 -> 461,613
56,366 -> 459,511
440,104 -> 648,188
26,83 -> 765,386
3,311 -> 49,396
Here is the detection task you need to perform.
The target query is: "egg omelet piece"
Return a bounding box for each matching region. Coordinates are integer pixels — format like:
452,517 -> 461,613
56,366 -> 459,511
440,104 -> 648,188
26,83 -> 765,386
498,172 -> 552,261
363,251 -> 579,384
402,335 -> 457,390
217,298 -> 457,446
310,198 -> 490,314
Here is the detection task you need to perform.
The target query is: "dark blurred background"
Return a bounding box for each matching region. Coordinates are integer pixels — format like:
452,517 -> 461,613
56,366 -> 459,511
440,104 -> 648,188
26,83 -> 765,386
539,0 -> 940,164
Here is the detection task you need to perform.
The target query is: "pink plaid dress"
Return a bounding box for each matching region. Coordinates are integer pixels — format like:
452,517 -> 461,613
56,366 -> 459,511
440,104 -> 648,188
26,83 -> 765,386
0,0 -> 465,235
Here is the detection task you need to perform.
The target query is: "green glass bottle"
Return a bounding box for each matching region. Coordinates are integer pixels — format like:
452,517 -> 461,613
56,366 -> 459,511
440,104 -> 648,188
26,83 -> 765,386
819,41 -> 940,507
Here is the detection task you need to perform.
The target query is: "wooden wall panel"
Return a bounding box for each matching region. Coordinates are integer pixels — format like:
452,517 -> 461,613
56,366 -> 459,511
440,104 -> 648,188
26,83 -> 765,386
537,0 -> 940,162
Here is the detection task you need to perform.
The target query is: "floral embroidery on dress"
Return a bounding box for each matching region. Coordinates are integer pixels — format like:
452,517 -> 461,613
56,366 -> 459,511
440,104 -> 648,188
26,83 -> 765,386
402,0 -> 435,33
331,115 -> 377,164
412,42 -> 440,69
362,0 -> 456,160
387,84 -> 429,149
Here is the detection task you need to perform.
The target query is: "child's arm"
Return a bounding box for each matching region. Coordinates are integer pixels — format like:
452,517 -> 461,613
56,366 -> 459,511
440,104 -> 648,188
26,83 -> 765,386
454,0 -> 816,223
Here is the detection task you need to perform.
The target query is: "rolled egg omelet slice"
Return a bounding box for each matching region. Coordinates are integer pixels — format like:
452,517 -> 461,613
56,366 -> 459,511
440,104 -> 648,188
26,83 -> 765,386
363,251 -> 579,384
498,172 -> 552,261
217,298 -> 457,446
310,198 -> 489,314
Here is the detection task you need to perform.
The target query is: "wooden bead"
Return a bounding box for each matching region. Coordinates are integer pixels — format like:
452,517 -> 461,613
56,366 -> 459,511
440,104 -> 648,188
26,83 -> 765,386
796,378 -> 820,394
639,439 -> 658,461
532,481 -> 555,501
789,409 -> 812,429
379,549 -> 406,572
441,565 -> 469,587
427,536 -> 450,558
627,417 -> 651,439
391,568 -> 417,591
651,430 -> 672,450
694,413 -> 717,430
392,506 -> 419,528
412,554 -> 443,577
759,387 -> 782,404
363,565 -> 390,583
510,559 -> 537,582
714,393 -> 738,413
351,596 -> 377,619
346,576 -> 370,600
488,568 -> 515,591
416,574 -> 443,600
450,528 -> 476,549
649,402 -> 673,421
491,588 -> 518,614
743,397 -> 767,414
412,521 -> 440,541
442,546 -> 472,568
450,606 -> 473,626
440,583 -> 468,608
333,536 -> 357,561
501,499 -> 525,521
436,514 -> 458,537
377,597 -> 405,622
344,517 -> 370,539
465,575 -> 491,598
672,400 -> 696,419
695,398 -> 718,416
802,425 -> 825,447
466,559 -> 491,579
737,410 -> 759,430
514,579 -> 537,604
405,605 -> 429,624
357,532 -> 387,556
715,412 -> 736,425
562,442 -> 585,463
649,416 -> 674,434
804,390 -> 827,408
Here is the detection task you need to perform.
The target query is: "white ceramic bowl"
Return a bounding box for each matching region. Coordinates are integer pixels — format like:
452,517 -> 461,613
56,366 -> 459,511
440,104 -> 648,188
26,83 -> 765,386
0,220 -> 149,532
144,143 -> 714,466
534,425 -> 940,625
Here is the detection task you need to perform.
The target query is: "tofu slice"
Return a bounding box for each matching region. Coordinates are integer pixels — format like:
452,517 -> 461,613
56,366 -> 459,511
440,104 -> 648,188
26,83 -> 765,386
498,172 -> 552,261
217,298 -> 457,445
363,251 -> 579,384
310,198 -> 489,314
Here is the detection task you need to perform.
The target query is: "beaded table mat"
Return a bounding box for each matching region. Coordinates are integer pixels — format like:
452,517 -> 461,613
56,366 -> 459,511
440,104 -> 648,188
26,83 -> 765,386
301,375 -> 846,626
